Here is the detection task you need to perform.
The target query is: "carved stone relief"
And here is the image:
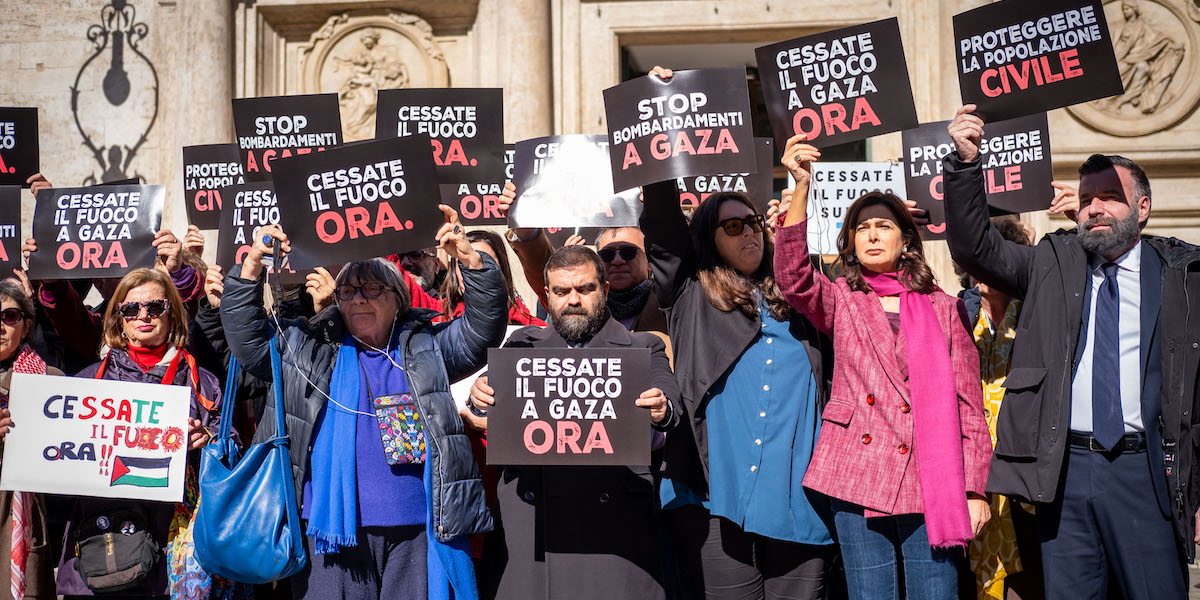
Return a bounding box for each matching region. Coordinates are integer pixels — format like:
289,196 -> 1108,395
300,12 -> 449,141
1069,0 -> 1199,136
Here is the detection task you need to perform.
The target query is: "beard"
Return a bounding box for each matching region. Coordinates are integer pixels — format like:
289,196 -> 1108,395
552,304 -> 609,344
1079,208 -> 1141,259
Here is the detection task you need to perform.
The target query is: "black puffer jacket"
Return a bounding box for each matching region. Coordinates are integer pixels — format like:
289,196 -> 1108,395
220,255 -> 508,542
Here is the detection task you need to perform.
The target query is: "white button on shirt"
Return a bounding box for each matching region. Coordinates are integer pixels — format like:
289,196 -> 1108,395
1070,242 -> 1143,433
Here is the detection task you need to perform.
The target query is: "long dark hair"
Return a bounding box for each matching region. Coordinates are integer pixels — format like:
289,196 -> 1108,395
440,230 -> 521,315
689,191 -> 793,320
835,192 -> 937,294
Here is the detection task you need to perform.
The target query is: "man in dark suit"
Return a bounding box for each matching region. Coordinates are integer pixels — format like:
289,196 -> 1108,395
943,104 -> 1200,599
467,245 -> 682,600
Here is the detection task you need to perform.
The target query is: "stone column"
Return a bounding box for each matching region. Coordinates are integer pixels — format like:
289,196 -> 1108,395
498,0 -> 553,140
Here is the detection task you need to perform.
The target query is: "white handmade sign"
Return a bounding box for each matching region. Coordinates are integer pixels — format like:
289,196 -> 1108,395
802,162 -> 905,255
0,373 -> 191,502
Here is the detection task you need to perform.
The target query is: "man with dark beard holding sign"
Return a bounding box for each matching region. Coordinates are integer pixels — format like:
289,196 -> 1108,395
943,103 -> 1200,599
466,245 -> 682,600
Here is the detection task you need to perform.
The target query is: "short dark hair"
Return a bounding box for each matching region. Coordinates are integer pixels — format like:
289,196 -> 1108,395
1079,154 -> 1152,204
544,245 -> 607,287
593,226 -> 644,248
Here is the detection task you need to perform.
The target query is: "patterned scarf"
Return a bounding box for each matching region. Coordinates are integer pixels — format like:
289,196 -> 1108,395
607,279 -> 654,322
2,345 -> 47,599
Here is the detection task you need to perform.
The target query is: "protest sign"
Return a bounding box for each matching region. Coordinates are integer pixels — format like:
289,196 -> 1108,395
376,88 -> 505,183
270,136 -> 442,268
903,113 -> 1054,238
232,94 -> 342,182
0,373 -> 190,502
438,144 -> 513,226
953,0 -> 1122,121
183,143 -> 244,230
486,347 -> 652,466
0,187 -> 20,274
756,18 -> 917,149
676,138 -> 774,213
0,108 -> 38,187
604,68 -> 756,190
509,135 -> 641,229
546,227 -> 604,248
806,162 -> 905,255
29,185 -> 163,279
215,181 -> 298,279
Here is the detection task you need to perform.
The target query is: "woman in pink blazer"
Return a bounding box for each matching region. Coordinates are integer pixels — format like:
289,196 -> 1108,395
772,136 -> 993,600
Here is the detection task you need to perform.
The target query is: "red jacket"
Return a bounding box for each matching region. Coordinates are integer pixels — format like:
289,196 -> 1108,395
774,219 -> 991,517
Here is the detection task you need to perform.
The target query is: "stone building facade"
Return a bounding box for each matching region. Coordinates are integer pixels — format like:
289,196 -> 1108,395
2,0 -> 1198,291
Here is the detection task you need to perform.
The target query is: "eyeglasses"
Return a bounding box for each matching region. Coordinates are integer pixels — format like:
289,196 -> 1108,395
0,308 -> 28,327
598,245 -> 640,263
118,299 -> 169,320
398,249 -> 435,262
335,282 -> 394,302
715,215 -> 765,237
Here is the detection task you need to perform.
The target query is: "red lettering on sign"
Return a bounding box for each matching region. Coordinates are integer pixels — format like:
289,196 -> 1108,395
56,242 -> 126,270
792,98 -> 881,140
979,49 -> 1085,97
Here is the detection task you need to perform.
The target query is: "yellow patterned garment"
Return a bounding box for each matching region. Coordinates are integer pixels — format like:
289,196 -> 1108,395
968,299 -> 1028,600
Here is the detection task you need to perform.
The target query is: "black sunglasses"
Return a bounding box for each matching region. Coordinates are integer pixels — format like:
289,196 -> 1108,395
598,245 -> 640,263
715,215 -> 765,237
118,299 -> 169,320
335,282 -> 394,302
0,308 -> 28,327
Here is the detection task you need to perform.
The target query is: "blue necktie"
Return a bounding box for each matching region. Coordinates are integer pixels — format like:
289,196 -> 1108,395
1092,262 -> 1124,450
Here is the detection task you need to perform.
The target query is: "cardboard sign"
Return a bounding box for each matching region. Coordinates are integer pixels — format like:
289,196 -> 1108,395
676,138 -> 774,213
805,162 -> 905,255
903,113 -> 1054,239
0,187 -> 21,274
30,185 -> 163,279
376,88 -> 505,183
271,136 -> 442,268
604,68 -> 756,190
509,135 -> 641,228
0,373 -> 190,502
486,347 -> 652,466
438,144 -> 513,226
756,18 -> 918,149
0,108 -> 38,187
232,94 -> 343,182
953,0 -> 1122,121
182,144 -> 245,230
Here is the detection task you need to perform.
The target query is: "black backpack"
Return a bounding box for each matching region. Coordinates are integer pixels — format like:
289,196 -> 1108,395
73,505 -> 161,593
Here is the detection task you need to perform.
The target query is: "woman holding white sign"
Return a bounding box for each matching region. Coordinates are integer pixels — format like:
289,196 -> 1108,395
0,278 -> 62,600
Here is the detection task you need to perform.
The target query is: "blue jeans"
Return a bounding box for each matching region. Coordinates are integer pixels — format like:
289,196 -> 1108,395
831,500 -> 960,600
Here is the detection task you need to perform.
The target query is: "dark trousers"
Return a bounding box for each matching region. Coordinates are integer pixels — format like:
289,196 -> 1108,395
700,514 -> 833,600
1036,446 -> 1186,600
292,526 -> 428,600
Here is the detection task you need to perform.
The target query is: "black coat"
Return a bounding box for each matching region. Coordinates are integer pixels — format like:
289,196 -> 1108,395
490,317 -> 682,600
639,180 -> 831,496
944,154 -> 1200,559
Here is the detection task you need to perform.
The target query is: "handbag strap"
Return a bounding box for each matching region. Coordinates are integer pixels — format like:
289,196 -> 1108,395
216,353 -> 241,442
269,335 -> 287,439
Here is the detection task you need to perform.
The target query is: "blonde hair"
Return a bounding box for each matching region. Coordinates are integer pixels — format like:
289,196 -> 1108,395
100,268 -> 189,352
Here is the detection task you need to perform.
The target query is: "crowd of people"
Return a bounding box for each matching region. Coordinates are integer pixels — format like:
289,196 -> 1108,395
0,66 -> 1195,600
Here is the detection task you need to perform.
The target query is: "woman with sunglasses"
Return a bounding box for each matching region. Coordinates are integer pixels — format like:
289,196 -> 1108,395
219,205 -> 507,600
773,135 -> 992,599
0,279 -> 62,599
638,66 -> 834,600
54,268 -> 223,598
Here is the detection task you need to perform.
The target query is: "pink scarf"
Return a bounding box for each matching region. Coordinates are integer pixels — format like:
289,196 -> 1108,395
2,345 -> 47,599
862,270 -> 972,548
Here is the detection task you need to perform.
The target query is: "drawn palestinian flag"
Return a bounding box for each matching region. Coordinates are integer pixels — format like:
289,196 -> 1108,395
110,456 -> 171,488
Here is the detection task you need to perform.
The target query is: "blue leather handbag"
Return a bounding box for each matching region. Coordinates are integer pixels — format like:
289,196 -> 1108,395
193,338 -> 307,583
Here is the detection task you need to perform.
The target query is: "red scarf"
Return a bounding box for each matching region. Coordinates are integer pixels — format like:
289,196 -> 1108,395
5,345 -> 46,599
126,343 -> 169,373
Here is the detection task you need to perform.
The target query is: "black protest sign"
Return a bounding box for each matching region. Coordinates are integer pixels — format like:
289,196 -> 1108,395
182,144 -> 245,230
903,113 -> 1053,239
676,138 -> 774,213
509,135 -> 641,228
545,227 -> 604,248
486,347 -> 652,466
953,0 -> 1122,121
376,88 -> 505,184
604,68 -> 756,191
232,94 -> 342,182
0,108 -> 38,187
755,18 -> 917,149
214,181 -> 298,279
437,144 -> 514,226
0,187 -> 21,273
271,136 -> 442,269
29,185 -> 162,279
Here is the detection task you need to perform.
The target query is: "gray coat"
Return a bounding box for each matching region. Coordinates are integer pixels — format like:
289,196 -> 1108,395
220,255 -> 508,542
